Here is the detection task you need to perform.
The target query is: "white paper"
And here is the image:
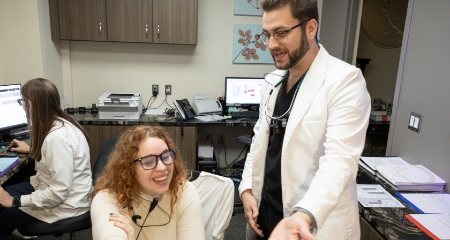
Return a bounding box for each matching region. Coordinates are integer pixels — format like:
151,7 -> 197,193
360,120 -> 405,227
194,115 -> 226,122
357,184 -> 405,208
408,214 -> 450,239
399,193 -> 450,213
360,157 -> 410,170
376,165 -> 446,185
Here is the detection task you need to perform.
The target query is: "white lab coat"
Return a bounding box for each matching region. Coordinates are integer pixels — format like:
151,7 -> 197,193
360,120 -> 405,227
239,45 -> 371,239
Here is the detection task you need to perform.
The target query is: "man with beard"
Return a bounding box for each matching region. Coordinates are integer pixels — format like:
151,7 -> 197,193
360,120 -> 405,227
238,0 -> 371,239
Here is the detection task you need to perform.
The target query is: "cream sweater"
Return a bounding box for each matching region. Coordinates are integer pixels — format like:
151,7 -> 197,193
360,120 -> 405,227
91,181 -> 205,240
20,118 -> 92,223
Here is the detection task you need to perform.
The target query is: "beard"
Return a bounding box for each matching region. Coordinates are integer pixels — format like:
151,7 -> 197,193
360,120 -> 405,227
271,30 -> 310,70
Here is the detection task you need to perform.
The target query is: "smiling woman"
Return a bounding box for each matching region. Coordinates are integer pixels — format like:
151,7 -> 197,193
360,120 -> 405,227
91,126 -> 204,240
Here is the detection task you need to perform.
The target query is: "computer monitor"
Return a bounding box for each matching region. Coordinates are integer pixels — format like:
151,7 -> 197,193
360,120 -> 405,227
224,77 -> 264,109
0,84 -> 27,142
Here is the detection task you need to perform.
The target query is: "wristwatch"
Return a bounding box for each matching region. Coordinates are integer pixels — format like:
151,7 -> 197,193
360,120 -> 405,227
292,207 -> 317,234
12,196 -> 21,208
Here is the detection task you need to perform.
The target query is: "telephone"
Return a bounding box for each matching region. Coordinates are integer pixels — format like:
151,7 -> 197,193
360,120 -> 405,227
174,99 -> 197,120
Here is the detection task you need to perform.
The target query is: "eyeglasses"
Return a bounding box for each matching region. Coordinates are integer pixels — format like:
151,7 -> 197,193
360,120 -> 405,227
17,99 -> 26,106
259,19 -> 310,45
133,150 -> 176,170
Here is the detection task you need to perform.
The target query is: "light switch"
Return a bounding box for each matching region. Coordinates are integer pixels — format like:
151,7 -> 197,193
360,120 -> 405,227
408,112 -> 422,133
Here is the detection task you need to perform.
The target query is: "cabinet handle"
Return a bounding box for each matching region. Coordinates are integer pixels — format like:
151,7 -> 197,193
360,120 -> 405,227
145,24 -> 148,38
157,25 -> 160,39
99,23 -> 102,36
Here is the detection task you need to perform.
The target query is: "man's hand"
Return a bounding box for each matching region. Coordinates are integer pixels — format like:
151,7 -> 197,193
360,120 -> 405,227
269,212 -> 317,240
10,139 -> 30,153
0,186 -> 13,208
241,189 -> 264,238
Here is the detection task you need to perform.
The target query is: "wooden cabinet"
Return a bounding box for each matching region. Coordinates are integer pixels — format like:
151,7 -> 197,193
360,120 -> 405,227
49,0 -> 197,44
56,0 -> 107,41
153,0 -> 198,44
106,0 -> 153,43
360,217 -> 385,240
82,125 -> 197,170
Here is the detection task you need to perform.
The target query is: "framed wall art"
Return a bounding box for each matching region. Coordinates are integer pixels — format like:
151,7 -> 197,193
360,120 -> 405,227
232,24 -> 273,64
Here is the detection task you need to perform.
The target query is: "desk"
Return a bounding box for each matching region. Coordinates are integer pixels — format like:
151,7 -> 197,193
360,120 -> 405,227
357,167 -> 431,240
72,113 -> 256,170
0,155 -> 29,185
73,114 -> 391,170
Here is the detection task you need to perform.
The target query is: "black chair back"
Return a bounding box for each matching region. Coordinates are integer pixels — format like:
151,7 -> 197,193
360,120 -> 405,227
93,138 -> 118,184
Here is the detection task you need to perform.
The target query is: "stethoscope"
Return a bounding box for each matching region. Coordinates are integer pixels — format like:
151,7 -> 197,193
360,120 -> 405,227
263,71 -> 307,134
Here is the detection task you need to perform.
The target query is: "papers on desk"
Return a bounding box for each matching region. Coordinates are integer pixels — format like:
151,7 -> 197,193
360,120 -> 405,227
0,157 -> 19,178
376,165 -> 446,192
357,184 -> 405,208
396,193 -> 450,213
359,156 -> 410,175
406,214 -> 450,240
145,108 -> 167,116
194,115 -> 226,122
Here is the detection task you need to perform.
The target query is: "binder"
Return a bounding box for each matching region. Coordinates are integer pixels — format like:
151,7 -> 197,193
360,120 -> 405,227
0,157 -> 19,178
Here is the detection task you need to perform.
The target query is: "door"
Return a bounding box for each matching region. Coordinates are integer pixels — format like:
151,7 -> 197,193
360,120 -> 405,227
106,0 -> 153,43
153,0 -> 198,44
58,0 -> 107,41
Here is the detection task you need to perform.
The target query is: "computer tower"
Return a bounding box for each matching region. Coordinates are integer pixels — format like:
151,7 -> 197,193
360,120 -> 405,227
198,160 -> 217,174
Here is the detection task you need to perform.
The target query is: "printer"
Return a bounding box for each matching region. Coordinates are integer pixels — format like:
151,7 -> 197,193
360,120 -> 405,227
97,93 -> 142,120
192,94 -> 222,115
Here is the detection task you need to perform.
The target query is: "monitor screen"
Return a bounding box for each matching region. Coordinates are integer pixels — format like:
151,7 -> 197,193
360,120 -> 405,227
225,77 -> 264,107
0,84 -> 27,132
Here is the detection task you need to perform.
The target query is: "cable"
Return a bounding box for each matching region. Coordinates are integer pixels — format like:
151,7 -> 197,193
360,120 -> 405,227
133,199 -> 170,240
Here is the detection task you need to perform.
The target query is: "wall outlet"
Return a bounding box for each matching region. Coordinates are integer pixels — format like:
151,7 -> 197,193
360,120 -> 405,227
218,134 -> 225,145
152,84 -> 159,97
165,85 -> 172,95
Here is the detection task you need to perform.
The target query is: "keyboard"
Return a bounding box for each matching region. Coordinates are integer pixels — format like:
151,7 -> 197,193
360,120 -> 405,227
229,111 -> 259,119
0,141 -> 12,147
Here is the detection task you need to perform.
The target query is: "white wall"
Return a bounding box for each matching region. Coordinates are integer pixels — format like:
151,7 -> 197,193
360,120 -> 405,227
0,0 -> 63,90
66,0 -> 276,108
356,30 -> 401,103
388,0 -> 450,192
0,1 -> 44,85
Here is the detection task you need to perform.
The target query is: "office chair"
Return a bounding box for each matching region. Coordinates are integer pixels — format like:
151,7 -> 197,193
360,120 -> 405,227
191,171 -> 234,240
231,136 -> 252,208
18,138 -> 118,240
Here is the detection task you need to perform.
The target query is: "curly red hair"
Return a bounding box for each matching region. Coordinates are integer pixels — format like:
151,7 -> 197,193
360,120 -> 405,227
93,125 -> 188,213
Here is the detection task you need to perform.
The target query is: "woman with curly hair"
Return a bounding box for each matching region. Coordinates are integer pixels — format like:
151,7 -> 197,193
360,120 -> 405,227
91,125 -> 204,240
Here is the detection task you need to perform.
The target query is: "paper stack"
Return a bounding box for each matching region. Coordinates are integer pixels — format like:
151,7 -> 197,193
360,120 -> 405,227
376,165 -> 446,192
359,156 -> 410,176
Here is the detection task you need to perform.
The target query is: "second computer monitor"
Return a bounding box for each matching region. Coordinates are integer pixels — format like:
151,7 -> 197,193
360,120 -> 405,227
225,77 -> 264,108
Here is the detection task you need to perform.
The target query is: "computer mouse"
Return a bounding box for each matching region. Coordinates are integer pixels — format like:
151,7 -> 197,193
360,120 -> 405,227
6,146 -> 14,153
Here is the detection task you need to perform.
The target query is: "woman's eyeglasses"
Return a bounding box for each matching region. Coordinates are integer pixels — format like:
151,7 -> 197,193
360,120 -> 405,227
134,150 -> 176,170
17,99 -> 26,106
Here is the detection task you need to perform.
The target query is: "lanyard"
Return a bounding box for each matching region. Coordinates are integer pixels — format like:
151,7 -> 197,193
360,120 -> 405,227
264,70 -> 307,121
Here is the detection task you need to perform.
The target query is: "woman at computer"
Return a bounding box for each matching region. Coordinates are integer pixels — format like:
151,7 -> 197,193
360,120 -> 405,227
91,125 -> 204,240
0,78 -> 92,239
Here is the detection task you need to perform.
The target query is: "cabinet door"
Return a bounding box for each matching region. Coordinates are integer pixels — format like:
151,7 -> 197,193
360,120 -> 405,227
82,125 -> 131,167
360,217 -> 385,240
153,0 -> 198,44
58,0 -> 107,41
106,0 -> 152,43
